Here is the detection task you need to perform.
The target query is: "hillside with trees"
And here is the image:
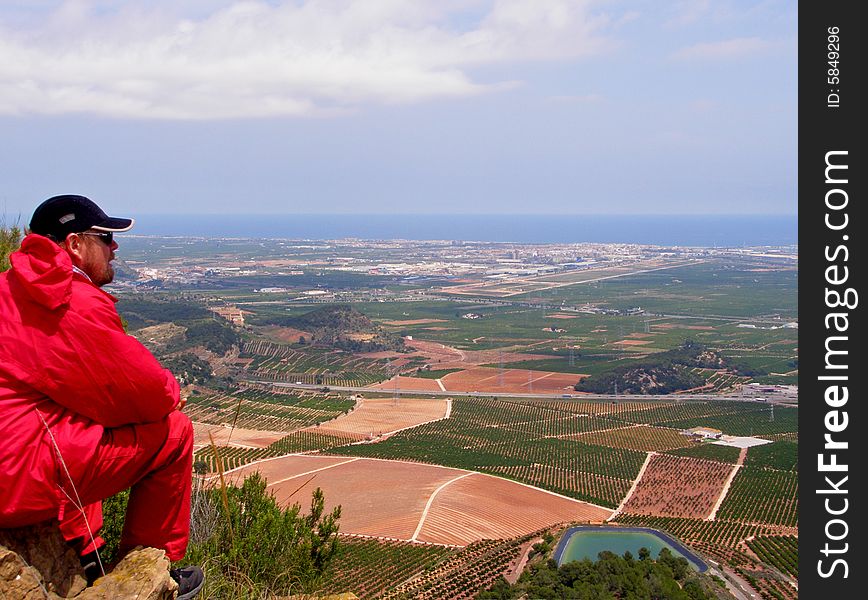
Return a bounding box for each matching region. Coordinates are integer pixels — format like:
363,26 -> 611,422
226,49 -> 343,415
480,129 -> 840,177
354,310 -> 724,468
117,296 -> 242,356
266,304 -> 407,353
575,341 -> 758,395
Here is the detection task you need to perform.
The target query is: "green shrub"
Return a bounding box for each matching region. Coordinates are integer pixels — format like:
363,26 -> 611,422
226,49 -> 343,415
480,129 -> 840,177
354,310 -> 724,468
184,472 -> 341,596
100,489 -> 130,563
100,473 -> 340,598
1,221 -> 22,272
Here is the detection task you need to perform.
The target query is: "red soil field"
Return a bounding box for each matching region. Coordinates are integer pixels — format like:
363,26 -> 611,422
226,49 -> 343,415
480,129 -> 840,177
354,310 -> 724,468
415,473 -> 611,545
447,349 -> 552,365
192,421 -> 286,451
441,367 -> 581,394
220,454 -> 354,487
223,456 -> 611,545
368,376 -> 443,392
369,366 -> 583,395
357,339 -> 551,372
315,397 -> 448,438
404,339 -> 466,362
622,454 -> 734,519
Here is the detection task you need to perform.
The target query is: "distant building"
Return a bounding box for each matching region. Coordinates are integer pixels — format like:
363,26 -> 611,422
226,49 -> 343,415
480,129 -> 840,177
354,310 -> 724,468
210,305 -> 245,325
682,426 -> 723,440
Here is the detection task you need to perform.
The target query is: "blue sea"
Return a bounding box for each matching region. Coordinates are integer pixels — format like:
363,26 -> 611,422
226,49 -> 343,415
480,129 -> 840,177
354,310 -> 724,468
129,214 -> 797,247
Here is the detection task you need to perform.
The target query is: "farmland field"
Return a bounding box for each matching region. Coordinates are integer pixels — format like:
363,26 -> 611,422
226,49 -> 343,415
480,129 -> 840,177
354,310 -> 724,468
185,388 -> 354,431
218,455 -> 611,545
745,535 -> 798,579
571,425 -> 692,452
329,397 -> 648,507
116,241 -> 798,598
666,443 -> 742,464
320,537 -> 456,599
716,467 -> 798,527
620,454 -> 734,519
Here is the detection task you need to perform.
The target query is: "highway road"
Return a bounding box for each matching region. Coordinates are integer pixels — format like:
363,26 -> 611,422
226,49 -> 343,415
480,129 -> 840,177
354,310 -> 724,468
244,380 -> 796,404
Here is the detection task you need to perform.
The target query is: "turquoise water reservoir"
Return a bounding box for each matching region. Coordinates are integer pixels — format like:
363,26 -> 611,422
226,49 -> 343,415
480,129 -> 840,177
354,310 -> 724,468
554,527 -> 707,572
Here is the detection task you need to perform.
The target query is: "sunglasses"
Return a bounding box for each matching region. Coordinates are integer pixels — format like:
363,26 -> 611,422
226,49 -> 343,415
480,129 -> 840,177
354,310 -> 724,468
77,231 -> 114,245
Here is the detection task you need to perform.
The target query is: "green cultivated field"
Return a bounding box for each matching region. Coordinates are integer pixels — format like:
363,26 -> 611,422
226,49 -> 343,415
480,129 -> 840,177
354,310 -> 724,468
657,406 -> 797,437
717,467 -> 798,527
665,443 -> 742,463
744,440 -> 798,471
320,538 -> 456,599
509,259 -> 798,319
185,387 -> 354,432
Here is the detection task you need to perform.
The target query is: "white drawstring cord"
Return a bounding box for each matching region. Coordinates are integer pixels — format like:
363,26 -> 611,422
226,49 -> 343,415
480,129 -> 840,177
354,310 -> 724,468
36,408 -> 106,579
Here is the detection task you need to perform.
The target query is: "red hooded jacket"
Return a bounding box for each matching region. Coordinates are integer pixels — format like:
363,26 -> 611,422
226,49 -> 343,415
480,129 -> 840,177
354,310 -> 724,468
0,234 -> 179,526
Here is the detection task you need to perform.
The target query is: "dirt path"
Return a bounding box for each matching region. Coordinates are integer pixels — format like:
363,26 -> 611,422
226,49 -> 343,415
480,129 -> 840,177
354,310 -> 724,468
504,537 -> 542,584
610,451 -> 655,519
545,423 -> 642,441
706,448 -> 748,521
410,472 -> 477,541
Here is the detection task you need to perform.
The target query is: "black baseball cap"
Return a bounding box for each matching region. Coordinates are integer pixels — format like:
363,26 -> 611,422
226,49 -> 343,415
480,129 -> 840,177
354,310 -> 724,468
29,195 -> 134,241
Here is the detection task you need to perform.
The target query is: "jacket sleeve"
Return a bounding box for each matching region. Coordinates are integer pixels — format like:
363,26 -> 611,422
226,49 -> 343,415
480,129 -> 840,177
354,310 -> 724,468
30,288 -> 180,427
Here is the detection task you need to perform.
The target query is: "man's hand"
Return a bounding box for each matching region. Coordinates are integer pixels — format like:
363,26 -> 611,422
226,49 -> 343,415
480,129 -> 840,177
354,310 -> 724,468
177,397 -> 188,411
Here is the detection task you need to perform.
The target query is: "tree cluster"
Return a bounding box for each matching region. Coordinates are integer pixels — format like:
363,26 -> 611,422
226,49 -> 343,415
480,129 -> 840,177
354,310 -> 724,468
575,340 -> 757,394
479,548 -> 719,600
576,365 -> 704,395
161,353 -> 214,385
263,304 -> 407,353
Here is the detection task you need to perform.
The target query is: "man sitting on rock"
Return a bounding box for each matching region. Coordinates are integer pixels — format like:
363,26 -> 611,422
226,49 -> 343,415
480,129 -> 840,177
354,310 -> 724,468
0,195 -> 204,598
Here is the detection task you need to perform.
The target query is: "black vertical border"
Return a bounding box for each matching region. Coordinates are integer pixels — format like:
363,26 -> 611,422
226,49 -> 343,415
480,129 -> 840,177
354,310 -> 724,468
799,2 -> 864,597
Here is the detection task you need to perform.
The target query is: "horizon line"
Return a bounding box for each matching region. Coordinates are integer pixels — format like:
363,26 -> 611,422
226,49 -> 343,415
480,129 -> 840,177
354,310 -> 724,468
125,212 -> 799,217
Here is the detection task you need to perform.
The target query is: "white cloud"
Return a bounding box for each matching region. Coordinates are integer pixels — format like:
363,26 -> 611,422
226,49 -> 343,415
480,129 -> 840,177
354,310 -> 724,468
547,93 -> 603,104
672,37 -> 775,60
665,0 -> 712,27
0,0 -> 616,119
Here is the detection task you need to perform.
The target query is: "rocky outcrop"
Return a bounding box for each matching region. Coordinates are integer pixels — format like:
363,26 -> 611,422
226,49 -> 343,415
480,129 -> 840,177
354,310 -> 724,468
84,548 -> 177,600
0,522 -> 178,599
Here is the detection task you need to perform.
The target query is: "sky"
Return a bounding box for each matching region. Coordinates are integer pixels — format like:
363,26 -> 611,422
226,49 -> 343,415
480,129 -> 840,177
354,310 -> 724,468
0,0 -> 797,217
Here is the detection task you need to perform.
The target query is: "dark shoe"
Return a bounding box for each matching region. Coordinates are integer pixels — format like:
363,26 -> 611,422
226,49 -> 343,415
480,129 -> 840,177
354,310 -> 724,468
170,566 -> 205,600
79,550 -> 104,586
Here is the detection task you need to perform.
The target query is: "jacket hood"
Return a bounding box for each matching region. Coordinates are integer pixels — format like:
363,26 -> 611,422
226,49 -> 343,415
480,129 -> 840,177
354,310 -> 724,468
9,233 -> 73,310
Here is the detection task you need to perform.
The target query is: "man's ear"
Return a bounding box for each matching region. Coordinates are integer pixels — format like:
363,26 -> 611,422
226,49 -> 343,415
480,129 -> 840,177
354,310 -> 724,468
63,233 -> 85,262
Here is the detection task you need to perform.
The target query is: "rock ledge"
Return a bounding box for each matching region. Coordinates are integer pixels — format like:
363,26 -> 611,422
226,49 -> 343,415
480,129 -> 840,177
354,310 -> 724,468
1,522 -> 178,599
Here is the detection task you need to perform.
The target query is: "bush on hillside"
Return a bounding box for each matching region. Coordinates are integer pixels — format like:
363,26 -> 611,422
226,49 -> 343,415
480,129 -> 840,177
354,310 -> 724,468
100,472 -> 341,598
1,221 -> 22,272
184,472 -> 341,596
